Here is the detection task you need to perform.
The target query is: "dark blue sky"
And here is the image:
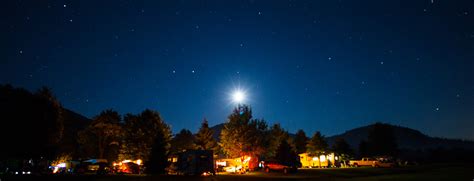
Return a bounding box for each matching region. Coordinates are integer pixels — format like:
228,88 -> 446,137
1,0 -> 473,139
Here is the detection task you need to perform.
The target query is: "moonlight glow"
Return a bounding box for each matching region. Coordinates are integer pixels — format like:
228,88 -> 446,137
232,90 -> 246,103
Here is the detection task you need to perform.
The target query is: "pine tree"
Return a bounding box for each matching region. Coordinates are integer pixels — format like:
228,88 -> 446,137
146,129 -> 168,174
332,138 -> 353,163
195,119 -> 219,153
219,105 -> 253,158
170,129 -> 196,154
267,123 -> 291,158
219,105 -> 269,160
294,129 -> 308,154
307,131 -> 328,167
275,139 -> 299,168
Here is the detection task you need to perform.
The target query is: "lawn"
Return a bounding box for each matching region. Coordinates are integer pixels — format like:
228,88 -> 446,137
2,163 -> 473,181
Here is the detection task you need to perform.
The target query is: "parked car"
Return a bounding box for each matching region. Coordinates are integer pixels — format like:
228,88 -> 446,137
264,161 -> 297,174
115,162 -> 140,174
349,158 -> 378,167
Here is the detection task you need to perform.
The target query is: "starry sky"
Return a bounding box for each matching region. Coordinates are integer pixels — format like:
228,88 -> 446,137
1,0 -> 473,140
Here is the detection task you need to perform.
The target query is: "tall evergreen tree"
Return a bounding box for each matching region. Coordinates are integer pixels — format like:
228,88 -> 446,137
219,105 -> 268,160
294,129 -> 308,154
146,129 -> 169,174
307,131 -> 328,167
307,131 -> 328,155
170,129 -> 196,154
332,138 -> 353,160
219,105 -> 254,158
275,139 -> 299,168
266,123 -> 291,158
195,119 -> 219,153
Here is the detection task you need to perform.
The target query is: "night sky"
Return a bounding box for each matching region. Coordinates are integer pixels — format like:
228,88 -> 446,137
1,0 -> 473,140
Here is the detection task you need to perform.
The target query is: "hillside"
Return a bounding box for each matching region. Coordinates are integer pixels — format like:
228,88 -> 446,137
0,84 -> 91,158
326,123 -> 474,151
210,122 -> 474,152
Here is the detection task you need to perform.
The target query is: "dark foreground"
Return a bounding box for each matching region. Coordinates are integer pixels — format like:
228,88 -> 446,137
2,164 -> 473,181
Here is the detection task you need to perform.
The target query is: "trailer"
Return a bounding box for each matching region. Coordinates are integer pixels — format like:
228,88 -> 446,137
175,150 -> 214,175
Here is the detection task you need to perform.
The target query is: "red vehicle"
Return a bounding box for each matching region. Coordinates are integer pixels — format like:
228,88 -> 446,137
114,162 -> 140,174
264,161 -> 297,174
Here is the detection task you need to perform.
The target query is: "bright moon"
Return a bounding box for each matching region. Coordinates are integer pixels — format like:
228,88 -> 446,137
232,90 -> 245,103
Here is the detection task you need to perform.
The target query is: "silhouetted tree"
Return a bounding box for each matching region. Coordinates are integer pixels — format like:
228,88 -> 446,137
220,105 -> 269,161
0,85 -> 64,160
119,114 -> 141,160
332,138 -> 353,161
247,118 -> 270,159
36,86 -> 64,146
146,129 -> 168,174
307,131 -> 328,167
275,139 -> 299,167
366,123 -> 398,157
170,129 -> 196,154
119,110 -> 172,162
220,105 -> 254,158
194,119 -> 219,153
267,123 -> 292,158
294,129 -> 309,154
78,109 -> 122,160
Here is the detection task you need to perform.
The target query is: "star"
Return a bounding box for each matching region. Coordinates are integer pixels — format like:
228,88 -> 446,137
240,43 -> 244,47
191,70 -> 195,73
328,57 -> 332,60
380,61 -> 384,65
435,107 -> 439,111
19,50 -> 23,54
63,4 -> 67,8
258,11 -> 262,15
195,25 -> 200,29
69,19 -> 73,22
172,70 -> 176,74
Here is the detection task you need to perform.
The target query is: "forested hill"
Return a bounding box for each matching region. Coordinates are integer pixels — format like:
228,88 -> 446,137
0,84 -> 90,159
210,122 -> 474,152
326,123 -> 474,151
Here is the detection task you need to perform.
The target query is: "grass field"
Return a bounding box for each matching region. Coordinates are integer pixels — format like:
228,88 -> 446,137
2,163 -> 473,181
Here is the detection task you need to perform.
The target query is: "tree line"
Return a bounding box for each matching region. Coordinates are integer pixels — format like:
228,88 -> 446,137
1,84 -> 405,174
